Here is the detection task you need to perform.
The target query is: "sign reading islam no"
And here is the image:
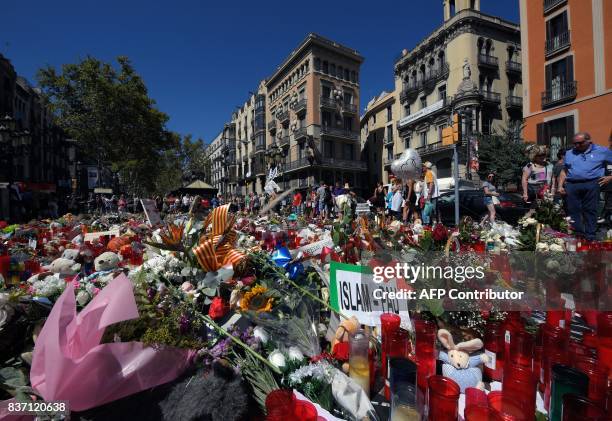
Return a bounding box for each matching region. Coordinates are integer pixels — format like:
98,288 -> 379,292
398,99 -> 445,128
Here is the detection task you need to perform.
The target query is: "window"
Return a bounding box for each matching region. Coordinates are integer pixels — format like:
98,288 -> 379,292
420,131 -> 427,147
387,146 -> 393,161
344,69 -> 350,80
546,12 -> 569,48
322,85 -> 331,99
298,88 -> 305,100
438,125 -> 446,143
387,106 -> 392,122
351,71 -> 356,83
386,126 -> 393,143
343,116 -> 353,132
344,91 -> 353,104
322,61 -> 329,74
372,114 -> 376,125
404,135 -> 411,149
343,144 -> 354,160
404,104 -> 410,117
298,141 -> 305,159
438,86 -> 446,101
545,56 -> 574,99
420,96 -> 427,109
322,111 -> 332,128
338,66 -> 343,79
330,64 -> 336,76
324,140 -> 334,157
470,0 -> 476,9
536,116 -> 574,160
449,0 -> 456,16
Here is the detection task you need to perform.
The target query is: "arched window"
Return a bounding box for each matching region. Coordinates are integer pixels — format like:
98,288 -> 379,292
351,71 -> 356,82
314,58 -> 321,71
438,51 -> 446,69
428,57 -> 436,77
338,65 -> 343,79
344,68 -> 350,80
419,64 -> 426,82
322,61 -> 329,73
330,63 -> 336,76
485,39 -> 493,56
411,70 -> 417,86
477,38 -> 485,55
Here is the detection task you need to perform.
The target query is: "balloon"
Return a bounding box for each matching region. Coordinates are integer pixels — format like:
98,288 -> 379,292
390,148 -> 422,181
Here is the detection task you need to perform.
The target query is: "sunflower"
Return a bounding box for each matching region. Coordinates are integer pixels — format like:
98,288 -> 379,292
160,222 -> 184,246
240,285 -> 274,313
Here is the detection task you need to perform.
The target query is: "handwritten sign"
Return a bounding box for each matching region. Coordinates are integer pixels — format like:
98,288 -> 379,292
298,235 -> 334,257
329,261 -> 411,327
141,199 -> 161,226
84,229 -> 120,242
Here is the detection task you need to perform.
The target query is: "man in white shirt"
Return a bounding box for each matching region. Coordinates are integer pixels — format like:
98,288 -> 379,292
391,183 -> 403,220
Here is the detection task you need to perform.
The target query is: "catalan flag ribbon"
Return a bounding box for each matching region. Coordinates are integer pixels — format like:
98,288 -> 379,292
192,205 -> 245,272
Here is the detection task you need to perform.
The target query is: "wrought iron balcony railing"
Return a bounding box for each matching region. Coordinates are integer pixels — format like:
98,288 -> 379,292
478,54 -> 499,68
541,81 -> 577,108
545,31 -> 571,57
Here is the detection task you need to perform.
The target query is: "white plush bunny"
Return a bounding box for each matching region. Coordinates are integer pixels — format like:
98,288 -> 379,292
437,329 -> 489,392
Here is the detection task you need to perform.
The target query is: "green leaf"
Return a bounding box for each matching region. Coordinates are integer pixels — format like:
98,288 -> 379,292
0,367 -> 27,389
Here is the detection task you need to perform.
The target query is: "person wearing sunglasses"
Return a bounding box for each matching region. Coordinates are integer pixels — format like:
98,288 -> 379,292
558,132 -> 612,240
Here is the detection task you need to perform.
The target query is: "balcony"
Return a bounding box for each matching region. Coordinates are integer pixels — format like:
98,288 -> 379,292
278,135 -> 290,148
293,127 -> 308,142
383,156 -> 394,168
478,54 -> 499,69
545,31 -> 571,57
268,120 -> 277,131
320,97 -> 337,109
506,61 -> 522,75
481,91 -> 501,104
291,98 -> 307,114
277,110 -> 289,124
255,142 -> 266,152
506,95 -> 523,110
422,63 -> 450,88
320,125 -> 359,141
544,0 -> 567,14
224,155 -> 236,165
541,81 -> 577,109
416,141 -> 456,156
383,137 -> 394,146
320,157 -> 367,171
400,83 -> 419,103
342,103 -> 358,114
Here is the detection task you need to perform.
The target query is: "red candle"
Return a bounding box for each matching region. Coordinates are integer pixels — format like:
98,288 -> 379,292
597,312 -> 612,337
415,319 -> 437,392
427,376 -> 460,421
465,387 -> 488,410
381,313 -> 402,391
464,405 -> 495,421
509,330 -> 534,369
561,394 -> 606,421
503,362 -> 536,421
265,389 -> 295,421
484,321 -> 504,381
574,357 -> 609,406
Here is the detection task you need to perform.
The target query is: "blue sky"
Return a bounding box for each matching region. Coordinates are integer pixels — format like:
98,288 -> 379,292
2,0 -> 518,143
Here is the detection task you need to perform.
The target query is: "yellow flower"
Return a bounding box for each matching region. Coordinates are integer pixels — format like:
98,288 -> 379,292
240,285 -> 274,313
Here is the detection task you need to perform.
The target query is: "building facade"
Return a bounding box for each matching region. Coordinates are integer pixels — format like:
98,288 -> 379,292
207,34 -> 367,196
206,131 -> 226,195
392,0 -> 522,179
360,91 -> 398,189
519,0 -> 612,153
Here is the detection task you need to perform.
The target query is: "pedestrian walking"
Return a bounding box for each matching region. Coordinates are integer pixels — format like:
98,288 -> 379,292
481,172 -> 500,225
317,182 -> 327,220
423,162 -> 440,225
292,190 -> 303,216
558,132 -> 612,239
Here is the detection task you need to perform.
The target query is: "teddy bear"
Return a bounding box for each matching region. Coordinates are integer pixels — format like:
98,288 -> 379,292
94,251 -> 120,272
437,329 -> 489,392
43,258 -> 81,276
61,248 -> 80,261
331,316 -> 361,373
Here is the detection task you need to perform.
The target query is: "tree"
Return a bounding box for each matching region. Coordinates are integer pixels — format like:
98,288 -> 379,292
476,124 -> 527,188
37,56 -> 173,195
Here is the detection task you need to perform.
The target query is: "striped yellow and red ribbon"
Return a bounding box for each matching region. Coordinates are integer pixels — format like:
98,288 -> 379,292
192,205 -> 245,272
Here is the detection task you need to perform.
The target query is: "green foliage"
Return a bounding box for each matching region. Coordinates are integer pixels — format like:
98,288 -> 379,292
476,124 -> 527,188
37,56 -> 177,195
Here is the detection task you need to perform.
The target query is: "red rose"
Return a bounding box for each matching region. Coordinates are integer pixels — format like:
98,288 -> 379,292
208,297 -> 229,320
332,342 -> 350,361
432,224 -> 448,242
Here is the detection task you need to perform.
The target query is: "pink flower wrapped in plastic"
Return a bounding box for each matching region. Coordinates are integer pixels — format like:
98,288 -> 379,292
30,274 -> 195,411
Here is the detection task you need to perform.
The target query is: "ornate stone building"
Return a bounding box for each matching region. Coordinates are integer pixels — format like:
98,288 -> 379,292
392,0 -> 522,179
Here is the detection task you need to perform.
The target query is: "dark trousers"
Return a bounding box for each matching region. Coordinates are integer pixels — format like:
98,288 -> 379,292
565,180 -> 599,240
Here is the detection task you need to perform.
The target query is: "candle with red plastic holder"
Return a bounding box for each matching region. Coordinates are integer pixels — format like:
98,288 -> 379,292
509,329 -> 534,369
381,313 -> 401,400
574,357 -> 608,405
465,387 -> 488,410
502,362 -> 536,421
562,394 -> 606,421
464,405 -> 496,421
427,375 -> 460,421
597,312 -> 612,337
414,319 -> 437,392
483,321 -> 504,381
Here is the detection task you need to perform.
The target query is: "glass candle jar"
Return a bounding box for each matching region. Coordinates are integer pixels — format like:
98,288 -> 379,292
561,394 -> 606,421
464,405 -> 495,421
503,362 -> 536,421
390,359 -> 418,421
549,364 -> 589,421
349,329 -> 370,397
381,313 -> 402,399
427,375 -> 460,421
465,387 -> 488,411
414,319 -> 437,392
574,357 -> 608,406
483,321 -> 504,381
509,330 -> 534,369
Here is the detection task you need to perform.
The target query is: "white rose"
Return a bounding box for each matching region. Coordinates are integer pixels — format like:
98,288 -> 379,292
76,290 -> 90,306
535,242 -> 549,252
287,346 -> 304,361
253,326 -> 269,344
549,244 -> 564,252
268,350 -> 286,369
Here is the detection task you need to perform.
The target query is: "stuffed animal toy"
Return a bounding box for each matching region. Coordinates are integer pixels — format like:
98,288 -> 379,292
61,248 -> 80,261
332,316 -> 361,373
43,258 -> 81,276
94,252 -> 120,272
437,329 -> 489,392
